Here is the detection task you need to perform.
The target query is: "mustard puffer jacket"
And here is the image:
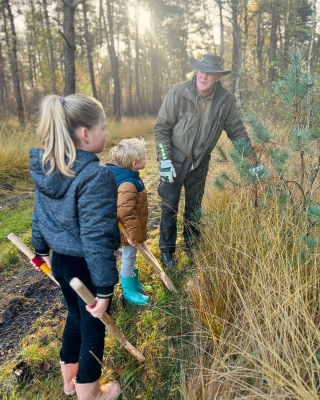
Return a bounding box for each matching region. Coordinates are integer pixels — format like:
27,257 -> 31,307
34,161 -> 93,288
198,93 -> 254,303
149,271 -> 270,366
107,164 -> 148,246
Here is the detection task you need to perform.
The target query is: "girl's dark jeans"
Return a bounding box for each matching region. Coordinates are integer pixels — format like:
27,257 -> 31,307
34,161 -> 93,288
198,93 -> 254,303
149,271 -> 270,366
51,252 -> 112,384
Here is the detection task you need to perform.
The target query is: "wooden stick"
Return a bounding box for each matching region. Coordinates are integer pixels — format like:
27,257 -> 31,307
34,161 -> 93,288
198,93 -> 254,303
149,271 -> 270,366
118,222 -> 177,292
70,278 -> 145,362
7,233 -> 59,286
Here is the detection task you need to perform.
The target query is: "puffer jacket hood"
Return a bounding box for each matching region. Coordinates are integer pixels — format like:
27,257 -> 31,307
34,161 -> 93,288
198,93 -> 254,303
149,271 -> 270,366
30,148 -> 99,199
107,163 -> 144,192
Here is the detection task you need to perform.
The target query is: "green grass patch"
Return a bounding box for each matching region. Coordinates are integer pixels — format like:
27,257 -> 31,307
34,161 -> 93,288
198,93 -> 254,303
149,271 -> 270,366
0,200 -> 34,278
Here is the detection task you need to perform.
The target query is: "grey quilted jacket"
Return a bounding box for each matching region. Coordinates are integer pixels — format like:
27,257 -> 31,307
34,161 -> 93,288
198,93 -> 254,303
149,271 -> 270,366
30,148 -> 120,290
154,75 -> 257,176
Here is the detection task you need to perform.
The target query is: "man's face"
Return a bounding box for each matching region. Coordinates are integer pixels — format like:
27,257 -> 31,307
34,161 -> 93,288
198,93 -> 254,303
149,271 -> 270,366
196,70 -> 223,97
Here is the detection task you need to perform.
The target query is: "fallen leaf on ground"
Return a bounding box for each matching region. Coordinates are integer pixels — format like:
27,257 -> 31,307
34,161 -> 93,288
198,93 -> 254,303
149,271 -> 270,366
40,360 -> 50,372
14,369 -> 23,376
114,368 -> 124,375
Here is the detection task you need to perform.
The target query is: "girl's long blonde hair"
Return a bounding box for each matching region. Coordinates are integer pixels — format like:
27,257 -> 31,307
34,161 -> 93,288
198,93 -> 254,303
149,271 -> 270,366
37,94 -> 105,177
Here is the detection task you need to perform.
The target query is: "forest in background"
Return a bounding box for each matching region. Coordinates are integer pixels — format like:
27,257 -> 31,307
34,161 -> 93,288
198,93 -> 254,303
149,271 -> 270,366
1,0 -> 319,125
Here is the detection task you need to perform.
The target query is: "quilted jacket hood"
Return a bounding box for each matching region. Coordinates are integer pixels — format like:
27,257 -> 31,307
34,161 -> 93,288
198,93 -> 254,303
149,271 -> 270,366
30,148 -> 99,199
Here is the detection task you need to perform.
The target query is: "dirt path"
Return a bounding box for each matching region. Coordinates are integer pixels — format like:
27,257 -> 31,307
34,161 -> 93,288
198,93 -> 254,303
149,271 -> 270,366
0,266 -> 65,365
0,187 -> 34,210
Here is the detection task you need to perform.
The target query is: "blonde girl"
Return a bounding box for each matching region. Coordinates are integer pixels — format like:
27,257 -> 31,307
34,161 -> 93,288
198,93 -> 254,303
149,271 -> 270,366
30,94 -> 121,400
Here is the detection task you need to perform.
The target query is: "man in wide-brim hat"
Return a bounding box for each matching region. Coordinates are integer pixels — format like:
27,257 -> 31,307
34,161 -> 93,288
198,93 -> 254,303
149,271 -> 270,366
154,54 -> 263,269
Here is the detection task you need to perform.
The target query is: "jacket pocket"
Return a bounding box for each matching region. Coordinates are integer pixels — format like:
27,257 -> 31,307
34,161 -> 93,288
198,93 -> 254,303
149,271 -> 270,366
171,145 -> 187,177
158,181 -> 168,199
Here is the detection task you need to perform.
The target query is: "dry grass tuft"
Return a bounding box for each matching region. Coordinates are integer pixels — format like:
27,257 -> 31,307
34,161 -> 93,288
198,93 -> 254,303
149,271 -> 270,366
0,117 -> 156,188
183,184 -> 320,399
105,117 -> 156,149
0,121 -> 37,187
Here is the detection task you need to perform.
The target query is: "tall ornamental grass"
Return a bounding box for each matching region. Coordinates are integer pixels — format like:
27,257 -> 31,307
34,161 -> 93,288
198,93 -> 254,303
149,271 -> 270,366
183,185 -> 320,399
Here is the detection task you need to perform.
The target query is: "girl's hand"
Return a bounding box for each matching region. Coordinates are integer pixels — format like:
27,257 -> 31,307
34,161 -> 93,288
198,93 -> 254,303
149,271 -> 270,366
30,255 -> 52,271
86,297 -> 110,318
127,238 -> 137,247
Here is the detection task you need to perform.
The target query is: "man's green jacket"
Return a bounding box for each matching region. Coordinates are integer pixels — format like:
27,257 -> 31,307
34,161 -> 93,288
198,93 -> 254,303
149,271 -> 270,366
154,75 -> 257,177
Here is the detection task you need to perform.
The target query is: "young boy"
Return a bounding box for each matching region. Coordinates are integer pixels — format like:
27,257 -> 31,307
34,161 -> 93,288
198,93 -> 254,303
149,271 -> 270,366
108,138 -> 150,305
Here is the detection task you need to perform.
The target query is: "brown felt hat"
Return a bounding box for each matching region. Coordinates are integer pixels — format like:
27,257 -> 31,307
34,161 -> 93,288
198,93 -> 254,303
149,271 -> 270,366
189,54 -> 231,75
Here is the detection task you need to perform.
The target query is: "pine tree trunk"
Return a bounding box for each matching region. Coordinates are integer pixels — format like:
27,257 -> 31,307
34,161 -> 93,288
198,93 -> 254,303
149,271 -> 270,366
82,1 -> 98,99
150,2 -> 162,114
135,0 -> 143,116
311,34 -> 320,69
42,0 -> 57,94
308,0 -> 317,73
268,0 -> 279,83
3,0 -> 25,125
105,0 -> 121,121
241,0 -> 248,70
218,0 -> 224,57
0,42 -> 7,103
231,0 -> 241,108
124,21 -> 133,115
283,0 -> 292,69
257,8 -> 263,71
63,1 -> 76,95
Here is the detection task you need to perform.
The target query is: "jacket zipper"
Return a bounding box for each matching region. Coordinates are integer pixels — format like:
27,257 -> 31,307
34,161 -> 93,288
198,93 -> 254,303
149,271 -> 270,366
193,92 -> 228,169
190,97 -> 202,170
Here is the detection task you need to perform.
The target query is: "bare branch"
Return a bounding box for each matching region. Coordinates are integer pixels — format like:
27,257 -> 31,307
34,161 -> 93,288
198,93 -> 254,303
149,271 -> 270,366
72,0 -> 86,9
58,29 -> 74,48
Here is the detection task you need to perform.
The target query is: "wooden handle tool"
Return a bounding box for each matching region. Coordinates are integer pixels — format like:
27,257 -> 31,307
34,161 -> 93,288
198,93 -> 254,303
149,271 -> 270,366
118,222 -> 177,292
7,233 -> 59,286
70,277 -> 145,362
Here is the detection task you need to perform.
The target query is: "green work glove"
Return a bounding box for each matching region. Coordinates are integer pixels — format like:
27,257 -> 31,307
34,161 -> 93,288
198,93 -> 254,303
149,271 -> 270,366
160,160 -> 176,183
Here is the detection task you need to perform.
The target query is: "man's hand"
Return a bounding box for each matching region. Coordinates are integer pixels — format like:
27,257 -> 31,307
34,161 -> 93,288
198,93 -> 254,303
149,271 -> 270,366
127,238 -> 137,247
160,160 -> 176,183
31,255 -> 52,271
249,164 -> 266,179
86,297 -> 110,318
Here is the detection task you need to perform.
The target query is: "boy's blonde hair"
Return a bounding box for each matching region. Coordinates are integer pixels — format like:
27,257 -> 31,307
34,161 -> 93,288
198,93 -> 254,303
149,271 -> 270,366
37,94 -> 105,178
110,138 -> 146,170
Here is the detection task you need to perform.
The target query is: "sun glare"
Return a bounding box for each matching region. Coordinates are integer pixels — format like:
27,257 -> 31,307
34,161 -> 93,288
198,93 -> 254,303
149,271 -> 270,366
129,6 -> 150,33
138,7 -> 150,32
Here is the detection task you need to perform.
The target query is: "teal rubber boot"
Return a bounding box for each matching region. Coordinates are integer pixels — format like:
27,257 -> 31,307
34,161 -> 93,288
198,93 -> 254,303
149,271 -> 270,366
121,275 -> 150,305
133,267 -> 146,292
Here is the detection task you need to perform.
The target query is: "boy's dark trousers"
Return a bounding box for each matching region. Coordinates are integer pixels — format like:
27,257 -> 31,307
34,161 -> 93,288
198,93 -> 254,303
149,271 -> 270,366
158,160 -> 209,254
51,252 -> 112,384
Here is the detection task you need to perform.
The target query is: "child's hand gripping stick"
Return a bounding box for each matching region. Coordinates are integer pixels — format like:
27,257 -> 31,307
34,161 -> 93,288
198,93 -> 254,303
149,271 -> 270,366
118,221 -> 177,292
7,233 -> 59,286
70,277 -> 145,362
